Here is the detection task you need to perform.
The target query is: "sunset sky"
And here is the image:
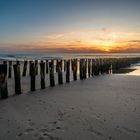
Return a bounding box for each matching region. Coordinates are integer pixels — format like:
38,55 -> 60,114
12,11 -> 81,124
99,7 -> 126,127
0,0 -> 140,53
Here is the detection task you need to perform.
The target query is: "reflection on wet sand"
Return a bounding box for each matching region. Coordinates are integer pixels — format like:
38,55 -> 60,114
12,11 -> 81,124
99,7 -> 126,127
114,63 -> 140,75
127,66 -> 140,75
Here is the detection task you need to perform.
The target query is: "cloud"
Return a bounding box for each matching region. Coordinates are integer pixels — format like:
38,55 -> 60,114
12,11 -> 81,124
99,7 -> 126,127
46,34 -> 64,40
1,29 -> 140,54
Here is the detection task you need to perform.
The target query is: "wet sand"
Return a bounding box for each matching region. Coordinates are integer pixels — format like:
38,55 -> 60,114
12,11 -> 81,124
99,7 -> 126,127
0,74 -> 140,140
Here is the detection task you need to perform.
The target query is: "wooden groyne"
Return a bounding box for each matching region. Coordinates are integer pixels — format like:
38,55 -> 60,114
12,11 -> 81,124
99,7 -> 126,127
0,57 -> 140,99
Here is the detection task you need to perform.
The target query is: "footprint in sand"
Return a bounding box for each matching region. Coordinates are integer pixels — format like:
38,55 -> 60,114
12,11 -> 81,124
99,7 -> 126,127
40,133 -> 62,140
32,132 -> 40,138
28,121 -> 35,127
27,119 -> 35,127
88,126 -> 105,139
24,127 -> 34,135
48,121 -> 57,125
16,132 -> 23,139
38,135 -> 46,140
40,128 -> 48,133
122,127 -> 137,134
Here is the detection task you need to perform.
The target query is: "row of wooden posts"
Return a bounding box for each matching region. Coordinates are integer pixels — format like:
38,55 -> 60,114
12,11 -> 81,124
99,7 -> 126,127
0,57 -> 140,99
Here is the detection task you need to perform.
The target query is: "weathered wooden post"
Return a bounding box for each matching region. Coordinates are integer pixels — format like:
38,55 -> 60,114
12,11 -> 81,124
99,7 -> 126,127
57,60 -> 63,84
80,59 -> 84,80
8,61 -> 12,78
56,60 -> 59,73
66,60 -> 70,83
83,59 -> 87,79
91,59 -> 94,77
49,60 -> 55,87
64,60 -> 66,72
72,59 -> 77,81
94,59 -> 97,76
29,60 -> 32,76
46,60 -> 49,74
22,60 -> 28,76
30,62 -> 36,91
100,59 -> 104,74
3,61 -> 7,64
0,64 -> 8,99
35,60 -> 38,75
107,59 -> 112,74
16,61 -> 20,65
88,59 -> 92,78
13,63 -> 21,95
40,60 -> 45,89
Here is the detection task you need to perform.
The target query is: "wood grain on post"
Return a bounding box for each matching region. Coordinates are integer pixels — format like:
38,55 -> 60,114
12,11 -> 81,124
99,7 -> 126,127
66,60 -> 70,83
8,61 -> 12,78
64,60 -> 66,72
88,59 -> 92,78
30,62 -> 36,91
93,59 -> 99,76
0,64 -> 8,99
83,59 -> 87,79
13,64 -> 21,95
40,61 -> 45,89
35,60 -> 38,75
49,60 -> 55,87
57,60 -> 63,84
29,61 -> 32,76
98,59 -> 101,75
72,59 -> 77,81
46,60 -> 49,74
100,59 -> 104,74
22,60 -> 27,76
91,59 -> 94,77
80,59 -> 84,80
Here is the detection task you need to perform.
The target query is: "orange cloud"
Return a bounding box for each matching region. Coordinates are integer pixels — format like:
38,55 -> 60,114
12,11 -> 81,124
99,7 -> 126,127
1,29 -> 140,53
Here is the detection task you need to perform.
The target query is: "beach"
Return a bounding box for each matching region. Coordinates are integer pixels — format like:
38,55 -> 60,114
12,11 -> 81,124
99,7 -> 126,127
1,0 -> 140,139
0,71 -> 140,140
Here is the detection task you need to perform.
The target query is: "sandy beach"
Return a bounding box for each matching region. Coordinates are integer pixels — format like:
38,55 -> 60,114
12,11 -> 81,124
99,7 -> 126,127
0,73 -> 140,140
1,0 -> 140,139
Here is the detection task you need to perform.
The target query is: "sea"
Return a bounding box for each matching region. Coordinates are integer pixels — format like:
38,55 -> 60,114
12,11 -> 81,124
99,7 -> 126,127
0,53 -> 140,61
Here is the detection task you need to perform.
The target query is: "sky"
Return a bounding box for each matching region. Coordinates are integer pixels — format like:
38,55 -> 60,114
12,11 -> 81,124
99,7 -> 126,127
0,0 -> 140,54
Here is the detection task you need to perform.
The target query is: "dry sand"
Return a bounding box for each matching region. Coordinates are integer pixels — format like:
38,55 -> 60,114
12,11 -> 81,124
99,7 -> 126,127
0,74 -> 140,140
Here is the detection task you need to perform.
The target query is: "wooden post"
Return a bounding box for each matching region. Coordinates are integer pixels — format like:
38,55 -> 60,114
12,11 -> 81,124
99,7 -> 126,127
72,59 -> 77,81
88,59 -> 90,77
16,61 -> 20,65
22,60 -> 27,76
30,62 -> 36,91
57,60 -> 63,84
66,60 -> 70,83
29,61 -> 32,76
3,61 -> 7,64
91,59 -> 94,77
83,59 -> 87,79
46,60 -> 48,74
80,59 -> 84,80
49,60 -> 55,87
0,64 -> 8,99
90,59 -> 93,77
56,60 -> 59,73
40,61 -> 45,89
8,61 -> 12,78
64,60 -> 66,72
13,64 -> 21,95
93,59 -> 98,76
35,60 -> 38,75
100,59 -> 104,74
